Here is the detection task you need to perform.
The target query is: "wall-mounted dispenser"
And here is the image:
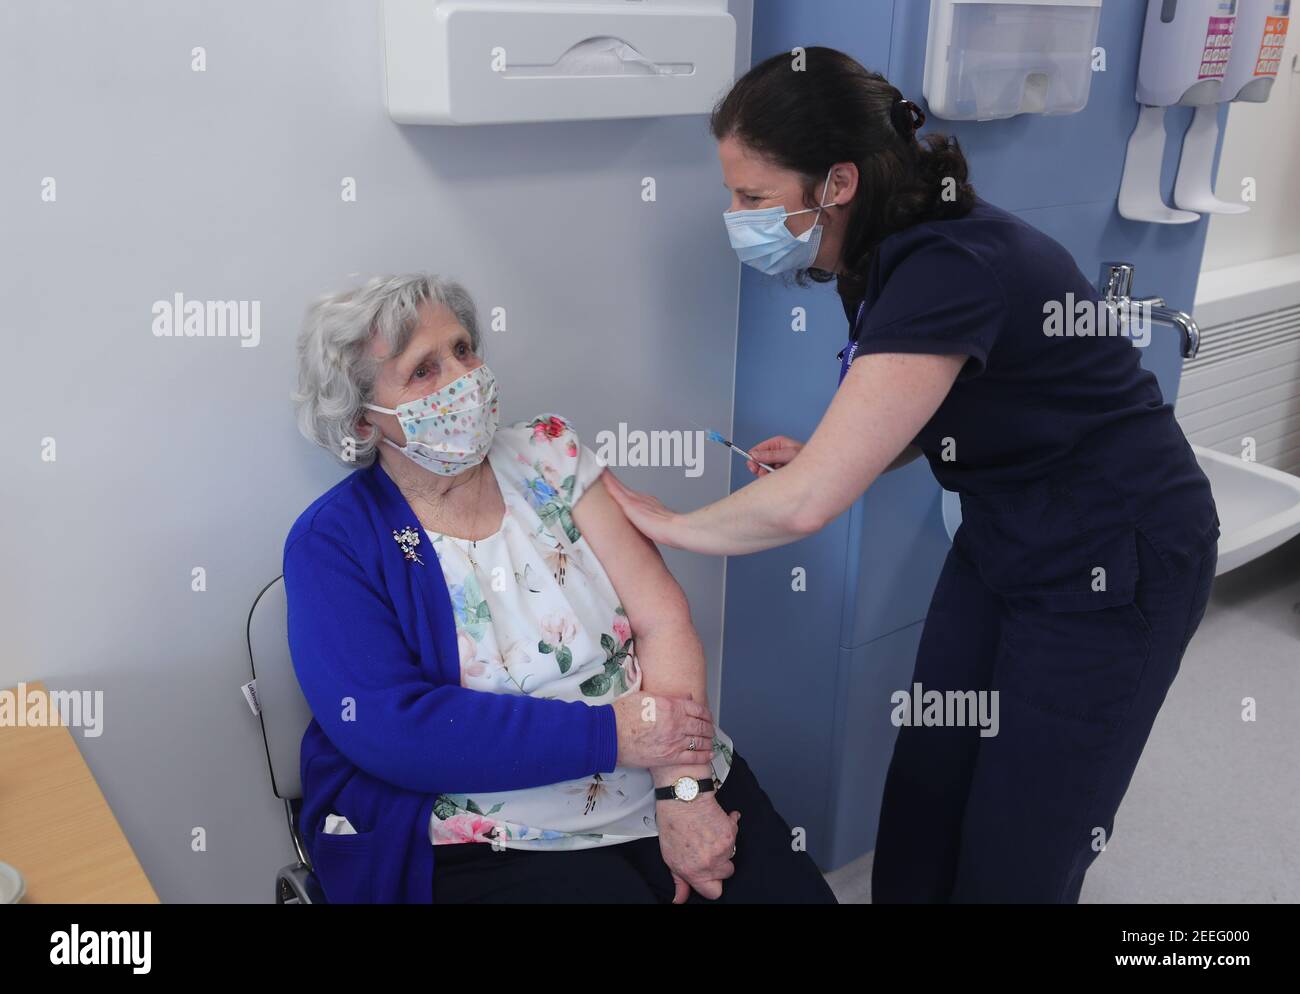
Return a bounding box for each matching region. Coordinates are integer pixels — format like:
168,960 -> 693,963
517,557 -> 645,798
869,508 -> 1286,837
381,0 -> 737,125
1221,0 -> 1290,101
1121,0 -> 1289,223
922,0 -> 1104,121
1120,0 -> 1237,223
1173,0 -> 1289,214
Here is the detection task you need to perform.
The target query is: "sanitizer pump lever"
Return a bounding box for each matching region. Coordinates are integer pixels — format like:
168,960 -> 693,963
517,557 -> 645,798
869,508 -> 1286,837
1119,105 -> 1201,224
1173,103 -> 1250,214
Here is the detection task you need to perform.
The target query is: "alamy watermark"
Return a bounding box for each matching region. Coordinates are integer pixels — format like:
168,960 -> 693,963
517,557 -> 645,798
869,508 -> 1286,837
0,682 -> 103,738
1043,295 -> 1153,349
891,682 -> 999,738
151,293 -> 260,348
593,423 -> 705,478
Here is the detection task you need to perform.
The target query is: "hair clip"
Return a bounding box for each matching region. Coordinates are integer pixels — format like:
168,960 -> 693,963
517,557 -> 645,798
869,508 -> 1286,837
891,97 -> 926,137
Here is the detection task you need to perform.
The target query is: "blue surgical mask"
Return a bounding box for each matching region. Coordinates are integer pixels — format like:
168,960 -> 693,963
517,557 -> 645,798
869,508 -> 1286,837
723,166 -> 836,276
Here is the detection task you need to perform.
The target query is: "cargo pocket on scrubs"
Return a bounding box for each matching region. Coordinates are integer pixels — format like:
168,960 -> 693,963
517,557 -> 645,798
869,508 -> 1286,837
958,475 -> 1141,613
960,475 -> 1155,728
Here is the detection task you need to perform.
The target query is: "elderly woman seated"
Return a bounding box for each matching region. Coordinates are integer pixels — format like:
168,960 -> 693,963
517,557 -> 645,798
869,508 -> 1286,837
285,273 -> 836,904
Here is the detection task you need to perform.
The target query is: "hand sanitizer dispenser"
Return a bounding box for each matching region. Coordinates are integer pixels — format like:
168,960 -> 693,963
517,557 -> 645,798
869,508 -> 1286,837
1120,0 -> 1289,222
1134,0 -> 1239,107
1120,0 -> 1241,223
1173,0 -> 1289,214
1221,0 -> 1290,101
381,0 -> 737,125
922,0 -> 1104,121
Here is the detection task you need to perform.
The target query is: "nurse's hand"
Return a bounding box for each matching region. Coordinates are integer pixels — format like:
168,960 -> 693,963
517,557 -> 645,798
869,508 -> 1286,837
746,435 -> 804,476
602,472 -> 694,550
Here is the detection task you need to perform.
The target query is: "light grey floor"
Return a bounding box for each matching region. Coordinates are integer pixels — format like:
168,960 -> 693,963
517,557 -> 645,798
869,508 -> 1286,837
824,536 -> 1300,904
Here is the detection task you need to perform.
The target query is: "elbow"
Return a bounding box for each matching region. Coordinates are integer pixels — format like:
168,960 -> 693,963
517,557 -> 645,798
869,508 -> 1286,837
631,585 -> 693,641
784,481 -> 866,537
886,444 -> 922,473
774,467 -> 837,537
785,499 -> 831,538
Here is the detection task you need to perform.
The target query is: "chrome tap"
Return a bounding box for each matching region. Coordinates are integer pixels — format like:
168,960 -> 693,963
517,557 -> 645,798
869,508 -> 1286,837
1097,262 -> 1201,359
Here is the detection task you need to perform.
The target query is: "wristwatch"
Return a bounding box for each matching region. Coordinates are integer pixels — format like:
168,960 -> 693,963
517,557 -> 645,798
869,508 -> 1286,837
654,775 -> 719,802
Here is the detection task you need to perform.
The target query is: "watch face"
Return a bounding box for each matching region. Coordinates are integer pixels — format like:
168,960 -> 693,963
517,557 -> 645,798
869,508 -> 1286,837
674,777 -> 700,801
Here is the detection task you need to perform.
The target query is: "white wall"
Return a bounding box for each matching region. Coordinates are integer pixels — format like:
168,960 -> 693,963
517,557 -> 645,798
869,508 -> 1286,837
0,0 -> 752,902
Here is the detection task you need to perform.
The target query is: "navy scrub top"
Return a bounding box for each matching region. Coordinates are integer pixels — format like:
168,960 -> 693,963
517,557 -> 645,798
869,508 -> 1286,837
836,195 -> 1219,612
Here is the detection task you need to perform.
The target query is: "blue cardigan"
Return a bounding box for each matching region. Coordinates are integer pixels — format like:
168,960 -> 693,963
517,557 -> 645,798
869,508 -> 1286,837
283,459 -> 620,903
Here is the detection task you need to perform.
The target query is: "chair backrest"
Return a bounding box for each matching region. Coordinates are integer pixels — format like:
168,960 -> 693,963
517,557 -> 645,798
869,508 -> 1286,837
246,576 -> 314,800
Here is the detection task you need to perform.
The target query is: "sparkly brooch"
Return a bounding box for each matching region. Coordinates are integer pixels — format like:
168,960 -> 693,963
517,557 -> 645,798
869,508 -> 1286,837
392,525 -> 424,565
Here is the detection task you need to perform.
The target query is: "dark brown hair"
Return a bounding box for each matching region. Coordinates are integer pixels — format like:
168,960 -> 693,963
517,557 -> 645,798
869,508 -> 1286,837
710,47 -> 976,298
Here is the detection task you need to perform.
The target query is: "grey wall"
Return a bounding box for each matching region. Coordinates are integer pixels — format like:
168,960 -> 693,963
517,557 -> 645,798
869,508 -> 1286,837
1,0 -> 752,902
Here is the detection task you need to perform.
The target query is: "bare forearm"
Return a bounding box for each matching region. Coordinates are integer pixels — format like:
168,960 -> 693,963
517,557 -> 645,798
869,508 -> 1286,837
569,472 -> 726,787
634,610 -> 715,789
672,463 -> 816,556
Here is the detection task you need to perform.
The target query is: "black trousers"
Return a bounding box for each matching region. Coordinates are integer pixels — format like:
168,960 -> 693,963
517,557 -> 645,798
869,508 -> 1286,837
431,751 -> 838,904
872,527 -> 1217,903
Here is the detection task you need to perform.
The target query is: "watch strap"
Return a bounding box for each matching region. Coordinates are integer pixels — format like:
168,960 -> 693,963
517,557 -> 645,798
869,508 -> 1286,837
654,776 -> 718,801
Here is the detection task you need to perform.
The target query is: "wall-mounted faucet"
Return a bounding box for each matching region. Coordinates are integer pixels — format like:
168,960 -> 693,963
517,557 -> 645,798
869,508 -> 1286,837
1097,262 -> 1201,360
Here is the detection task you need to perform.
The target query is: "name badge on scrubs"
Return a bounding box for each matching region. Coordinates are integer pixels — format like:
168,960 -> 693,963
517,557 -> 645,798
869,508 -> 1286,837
836,300 -> 867,386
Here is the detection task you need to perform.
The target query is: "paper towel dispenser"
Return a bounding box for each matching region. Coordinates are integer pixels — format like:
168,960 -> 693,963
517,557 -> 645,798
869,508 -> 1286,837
381,0 -> 738,125
922,0 -> 1104,121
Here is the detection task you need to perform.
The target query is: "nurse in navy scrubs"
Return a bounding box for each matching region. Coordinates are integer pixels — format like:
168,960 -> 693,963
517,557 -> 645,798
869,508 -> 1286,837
604,48 -> 1220,903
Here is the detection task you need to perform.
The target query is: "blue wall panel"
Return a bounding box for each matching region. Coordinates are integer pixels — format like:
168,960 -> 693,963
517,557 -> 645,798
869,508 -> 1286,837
826,623 -> 925,866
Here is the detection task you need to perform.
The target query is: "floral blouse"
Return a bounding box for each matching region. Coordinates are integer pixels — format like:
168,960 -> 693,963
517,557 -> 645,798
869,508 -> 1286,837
415,414 -> 733,850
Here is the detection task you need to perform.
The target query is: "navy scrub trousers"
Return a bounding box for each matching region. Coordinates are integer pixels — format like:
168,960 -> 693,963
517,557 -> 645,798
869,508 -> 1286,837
871,523 -> 1217,903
